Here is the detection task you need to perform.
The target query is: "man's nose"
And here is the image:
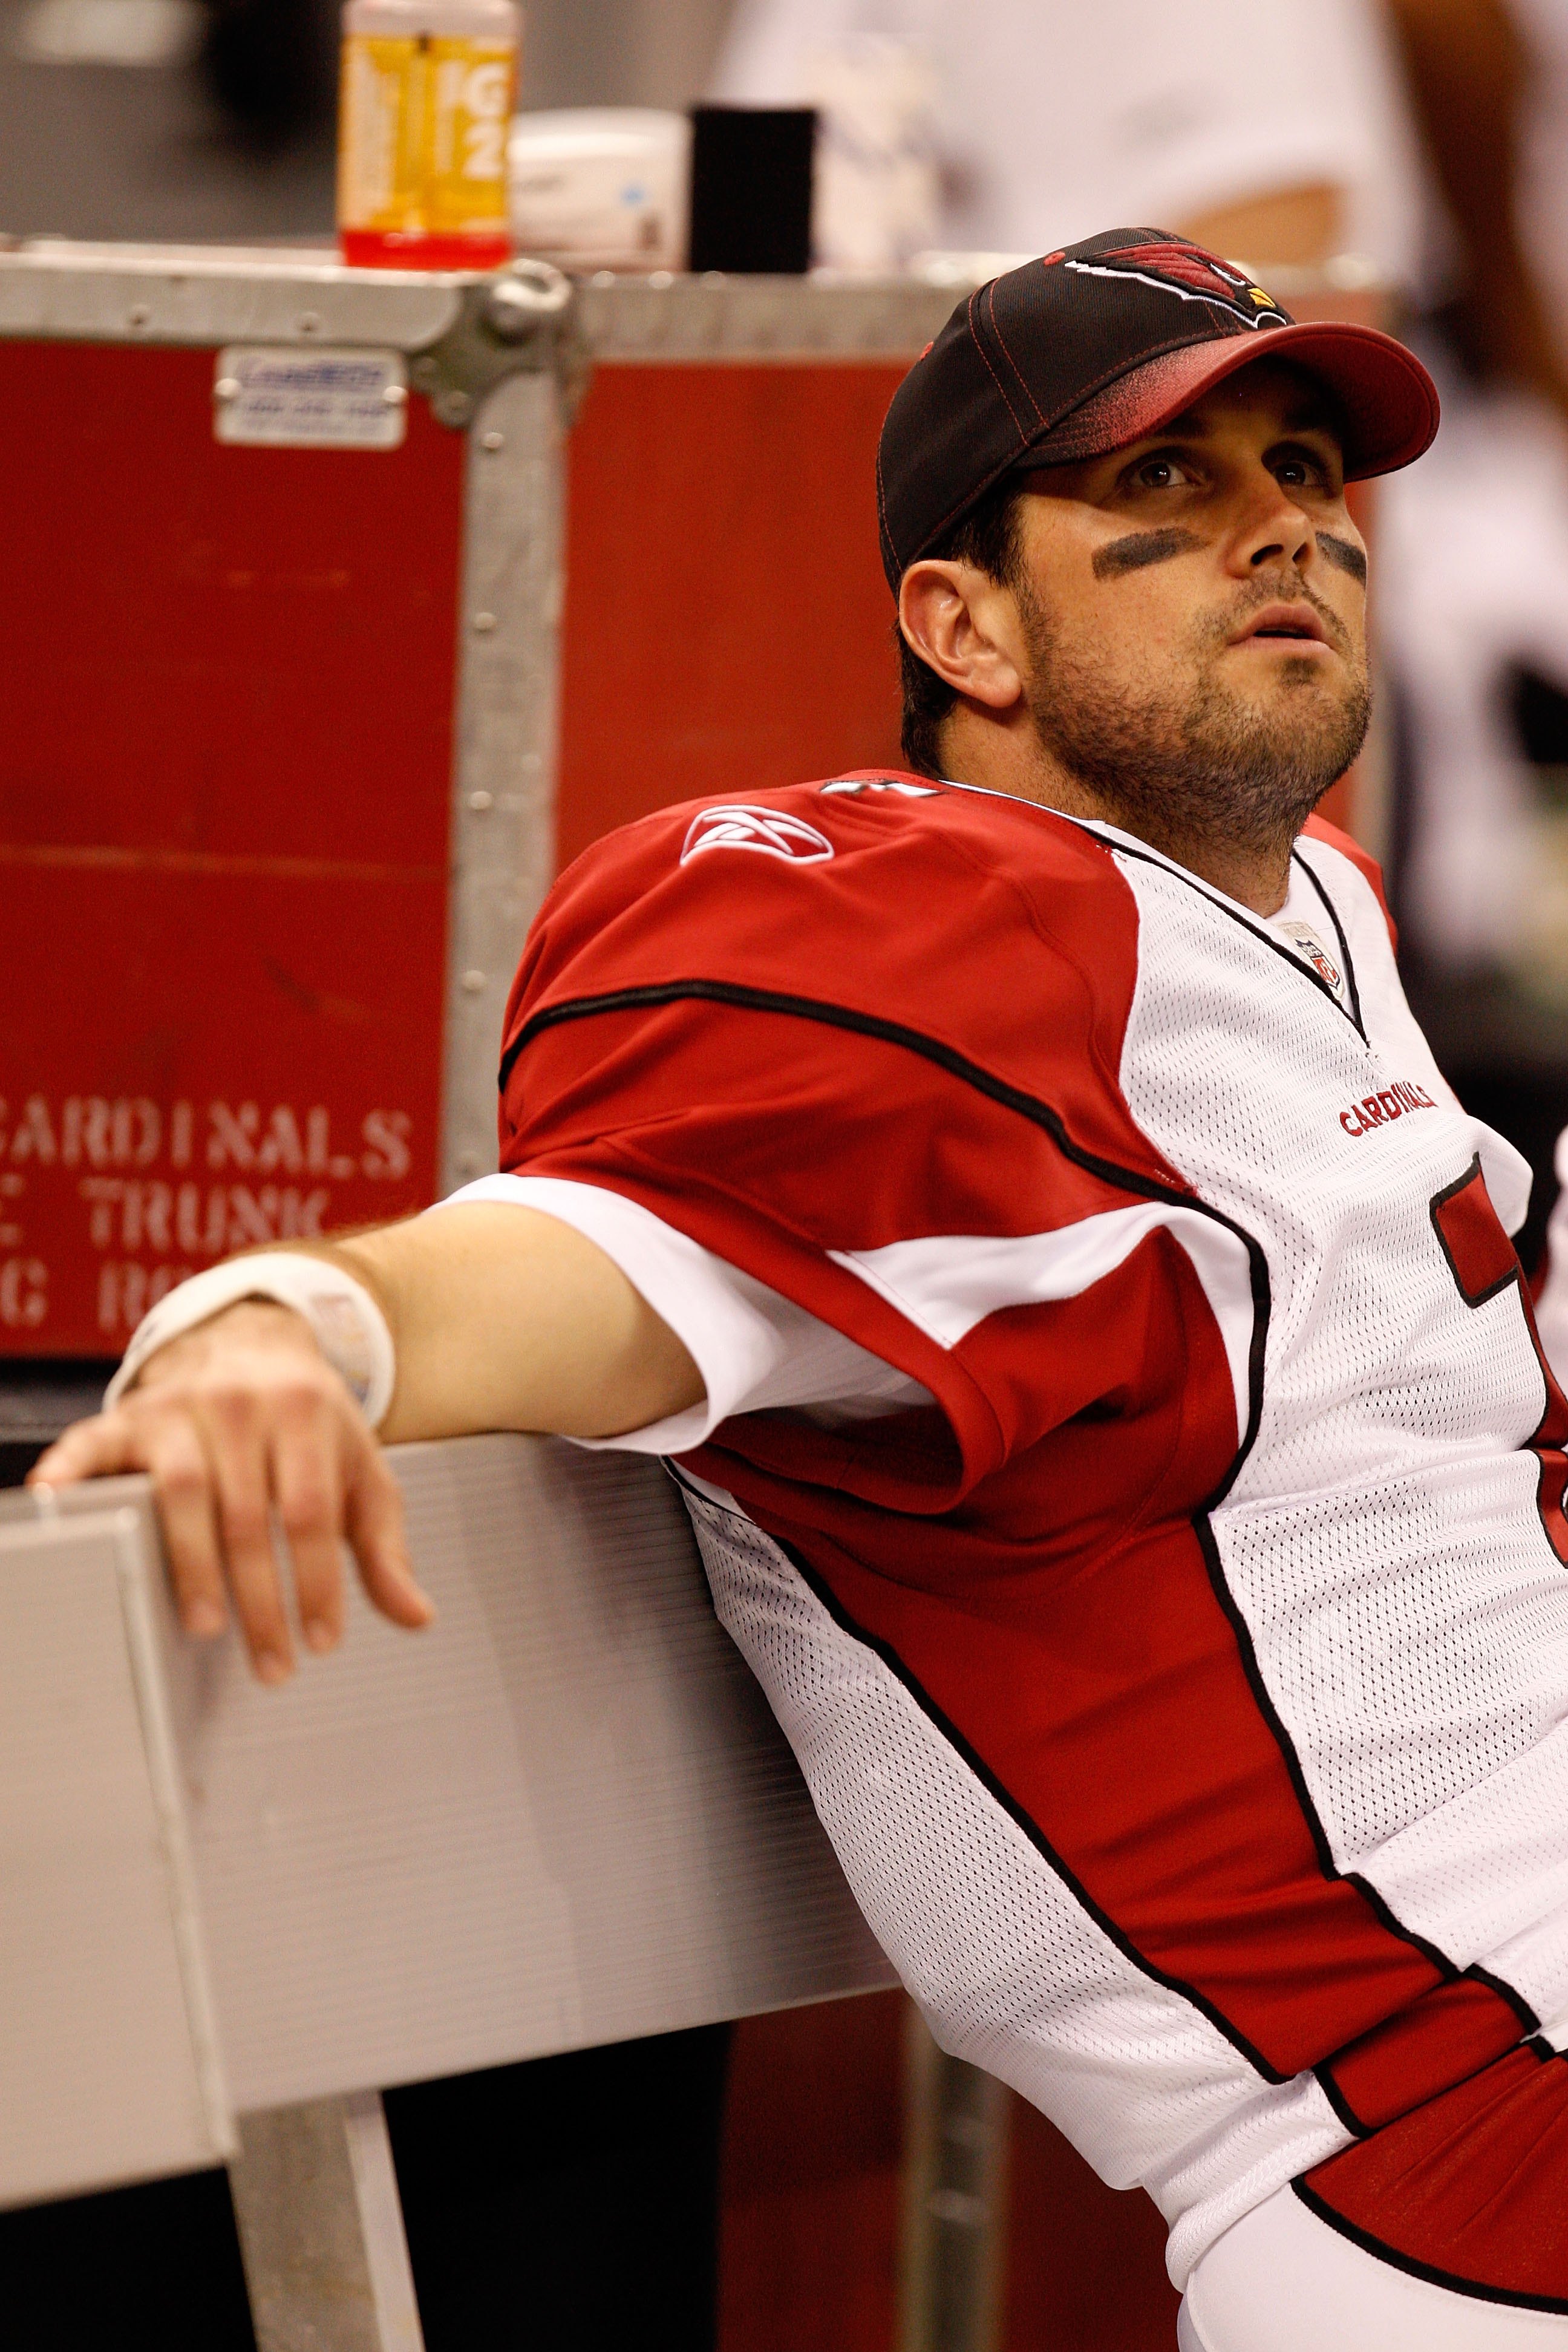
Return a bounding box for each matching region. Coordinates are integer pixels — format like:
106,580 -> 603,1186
1232,474 -> 1315,573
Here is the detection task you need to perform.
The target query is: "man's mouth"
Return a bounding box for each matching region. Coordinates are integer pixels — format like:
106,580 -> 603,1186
1231,602 -> 1331,648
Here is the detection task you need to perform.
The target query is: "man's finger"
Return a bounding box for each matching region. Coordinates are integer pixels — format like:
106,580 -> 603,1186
202,1387 -> 295,1684
344,1448 -> 433,1630
270,1394 -> 346,1656
28,1411 -> 142,1488
33,1404 -> 230,1641
141,1420 -> 229,1639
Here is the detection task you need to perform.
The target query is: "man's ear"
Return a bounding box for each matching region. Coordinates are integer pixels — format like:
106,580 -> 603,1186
898,560 -> 1026,713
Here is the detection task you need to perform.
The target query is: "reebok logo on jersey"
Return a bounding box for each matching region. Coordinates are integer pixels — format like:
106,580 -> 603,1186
1339,1080 -> 1437,1137
680,805 -> 835,866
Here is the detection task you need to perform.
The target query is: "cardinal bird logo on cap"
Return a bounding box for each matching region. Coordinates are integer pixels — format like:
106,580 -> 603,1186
1062,241 -> 1289,330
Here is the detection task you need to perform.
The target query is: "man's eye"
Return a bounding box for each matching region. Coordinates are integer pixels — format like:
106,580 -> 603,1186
1276,457 -> 1324,489
1133,457 -> 1192,489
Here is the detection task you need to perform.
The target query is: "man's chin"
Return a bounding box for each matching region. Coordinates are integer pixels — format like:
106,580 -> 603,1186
1025,646 -> 1370,841
1221,659 -> 1354,716
1204,673 -> 1368,767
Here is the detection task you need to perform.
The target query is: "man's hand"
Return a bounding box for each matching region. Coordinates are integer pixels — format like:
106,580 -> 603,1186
26,1203 -> 705,1686
29,1299 -> 433,1683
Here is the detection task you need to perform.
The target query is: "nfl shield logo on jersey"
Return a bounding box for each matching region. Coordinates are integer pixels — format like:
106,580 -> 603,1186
1277,917 -> 1344,996
681,804 -> 835,866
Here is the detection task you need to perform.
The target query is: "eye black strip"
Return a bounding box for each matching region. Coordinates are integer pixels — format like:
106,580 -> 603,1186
1318,532 -> 1368,586
1091,526 -> 1203,580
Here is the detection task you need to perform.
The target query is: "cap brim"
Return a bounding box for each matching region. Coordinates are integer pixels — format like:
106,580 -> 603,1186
1023,321 -> 1440,481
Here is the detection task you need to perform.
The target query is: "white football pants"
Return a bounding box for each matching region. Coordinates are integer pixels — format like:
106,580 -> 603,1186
1178,2182 -> 1568,2349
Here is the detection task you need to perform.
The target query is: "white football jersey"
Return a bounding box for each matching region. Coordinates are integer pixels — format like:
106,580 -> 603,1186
488,776 -> 1568,2285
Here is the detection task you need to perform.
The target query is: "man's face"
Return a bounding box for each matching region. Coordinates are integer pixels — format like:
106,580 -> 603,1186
1007,359 -> 1371,856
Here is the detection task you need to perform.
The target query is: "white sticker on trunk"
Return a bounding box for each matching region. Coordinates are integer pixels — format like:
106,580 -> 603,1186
212,347 -> 409,450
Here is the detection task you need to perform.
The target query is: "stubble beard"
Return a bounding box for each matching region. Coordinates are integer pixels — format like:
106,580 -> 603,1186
1017,573 -> 1371,862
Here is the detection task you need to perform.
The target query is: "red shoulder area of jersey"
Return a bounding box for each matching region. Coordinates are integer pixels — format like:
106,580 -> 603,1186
1302,811 -> 1397,950
503,770 -> 1191,1196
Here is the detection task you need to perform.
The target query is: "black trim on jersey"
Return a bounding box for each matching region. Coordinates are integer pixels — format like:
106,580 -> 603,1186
1472,1965 -> 1541,2036
1292,847 -> 1365,1031
515,981 -> 1493,2060
1430,1155 -> 1520,1308
1198,1452 -> 1538,2025
1310,2063 -> 1377,2141
1195,1511 -> 1468,1971
932,779 -> 1373,1044
1343,1869 -> 1464,1984
1190,1514 -> 1342,1889
673,1490 -> 1476,2099
1290,2175 -> 1568,2318
1055,817 -> 1370,1044
1312,1961 -> 1541,2140
1191,1512 -> 1501,2017
668,1464 -> 1291,2086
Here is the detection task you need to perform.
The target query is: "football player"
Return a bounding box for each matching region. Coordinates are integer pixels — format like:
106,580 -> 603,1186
37,231 -> 1568,2347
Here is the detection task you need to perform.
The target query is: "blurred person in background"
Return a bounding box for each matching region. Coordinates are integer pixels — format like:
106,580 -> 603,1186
0,0 -> 339,241
1374,1 -> 1568,1261
711,0 -> 1424,273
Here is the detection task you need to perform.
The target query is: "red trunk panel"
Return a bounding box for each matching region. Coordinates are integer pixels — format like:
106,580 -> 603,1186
556,361 -> 908,872
0,341 -> 464,1354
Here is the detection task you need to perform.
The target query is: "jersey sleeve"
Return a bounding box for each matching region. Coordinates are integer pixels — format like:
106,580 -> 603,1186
429,1171 -> 932,1451
497,782 -> 1249,1508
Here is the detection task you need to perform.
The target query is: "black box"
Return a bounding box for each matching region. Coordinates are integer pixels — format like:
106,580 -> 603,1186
687,105 -> 816,275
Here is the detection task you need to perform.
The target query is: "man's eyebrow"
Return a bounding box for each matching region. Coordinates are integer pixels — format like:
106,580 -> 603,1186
1093,526 -> 1204,580
1275,403 -> 1341,440
1141,408 -> 1210,441
1126,400 -> 1343,449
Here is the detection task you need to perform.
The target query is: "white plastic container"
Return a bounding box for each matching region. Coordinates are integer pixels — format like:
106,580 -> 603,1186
338,0 -> 521,270
508,109 -> 690,274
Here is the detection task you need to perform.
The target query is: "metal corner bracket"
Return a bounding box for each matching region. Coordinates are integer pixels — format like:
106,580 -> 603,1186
410,257 -> 592,431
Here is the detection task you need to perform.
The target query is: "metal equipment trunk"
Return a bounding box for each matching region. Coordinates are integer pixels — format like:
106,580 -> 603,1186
0,246 -> 955,1368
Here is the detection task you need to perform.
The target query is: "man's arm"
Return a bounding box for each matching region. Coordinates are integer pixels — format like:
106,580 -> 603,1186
1178,184 -> 1344,271
1384,0 -> 1568,419
29,1206 -> 704,1684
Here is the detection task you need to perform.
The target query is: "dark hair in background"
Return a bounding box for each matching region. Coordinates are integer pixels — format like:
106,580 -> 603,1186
200,0 -> 340,146
898,475 -> 1027,779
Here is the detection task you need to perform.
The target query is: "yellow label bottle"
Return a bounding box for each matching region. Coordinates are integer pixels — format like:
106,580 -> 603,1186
339,0 -> 520,270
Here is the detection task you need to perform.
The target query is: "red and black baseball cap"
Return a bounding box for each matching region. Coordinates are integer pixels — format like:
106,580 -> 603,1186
877,226 -> 1440,592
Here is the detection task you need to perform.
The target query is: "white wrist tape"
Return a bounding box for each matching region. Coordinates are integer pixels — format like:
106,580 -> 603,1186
103,1254 -> 396,1429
